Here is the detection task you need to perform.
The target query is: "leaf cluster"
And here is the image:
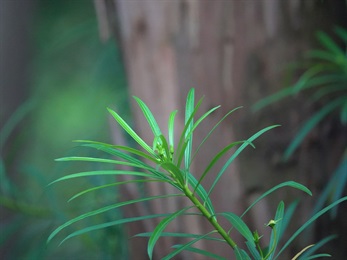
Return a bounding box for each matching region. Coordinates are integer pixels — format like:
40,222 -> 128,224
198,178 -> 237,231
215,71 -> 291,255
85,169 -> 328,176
49,89 -> 346,259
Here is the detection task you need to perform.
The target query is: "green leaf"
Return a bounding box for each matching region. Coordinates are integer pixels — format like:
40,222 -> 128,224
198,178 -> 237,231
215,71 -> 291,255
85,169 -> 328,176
266,201 -> 284,259
284,97 -> 345,160
235,247 -> 251,260
279,200 -> 298,241
78,143 -> 171,181
306,50 -> 344,64
292,64 -> 325,93
242,181 -> 311,217
133,96 -> 162,137
135,231 -> 224,242
190,106 -> 243,166
316,31 -> 345,56
49,170 -> 162,185
74,140 -> 159,163
312,84 -> 347,102
330,156 -> 347,218
253,73 -> 346,112
148,206 -> 192,260
111,145 -> 159,163
188,105 -> 221,140
208,125 -> 280,199
252,88 -> 294,111
58,213 -> 172,245
220,212 -> 254,246
171,245 -> 226,260
312,156 -> 347,218
68,179 -> 160,202
158,134 -> 171,161
304,254 -> 331,259
298,235 -> 337,259
162,231 -> 217,260
168,110 -> 178,147
176,94 -> 203,167
55,156 -> 152,168
275,196 -> 347,259
160,162 -> 185,186
48,193 -> 183,244
246,241 -> 262,260
194,141 -> 250,193
107,108 -> 155,156
184,88 -> 195,172
181,104 -> 222,169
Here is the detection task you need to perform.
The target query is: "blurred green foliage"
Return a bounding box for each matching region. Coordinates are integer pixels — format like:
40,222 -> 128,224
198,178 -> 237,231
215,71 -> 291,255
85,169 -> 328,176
1,0 -> 129,259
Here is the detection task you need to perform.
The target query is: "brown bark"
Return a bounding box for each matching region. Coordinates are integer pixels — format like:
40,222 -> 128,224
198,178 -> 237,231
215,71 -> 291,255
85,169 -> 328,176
114,1 -> 244,259
97,0 -> 347,259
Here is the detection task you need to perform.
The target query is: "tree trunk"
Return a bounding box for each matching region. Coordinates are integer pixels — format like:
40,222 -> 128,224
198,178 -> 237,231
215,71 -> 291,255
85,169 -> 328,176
97,0 -> 347,259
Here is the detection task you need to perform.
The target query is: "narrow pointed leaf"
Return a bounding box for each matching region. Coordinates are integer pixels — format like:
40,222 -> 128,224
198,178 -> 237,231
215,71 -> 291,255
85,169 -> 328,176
220,212 -> 254,246
190,106 -> 242,166
160,162 -> 185,186
68,179 -> 160,202
184,88 -> 195,171
158,134 -> 171,161
148,206 -> 192,259
242,181 -> 311,217
49,170 -> 161,185
279,200 -> 298,240
187,105 -> 221,140
79,143 -> 170,181
133,96 -> 162,137
208,125 -> 280,199
175,97 -> 203,167
168,110 -> 178,147
298,235 -> 337,259
235,247 -> 251,260
171,245 -> 226,260
55,156 -> 153,168
48,193 -> 183,244
111,145 -> 159,162
135,232 -> 224,242
74,140 -> 159,162
284,97 -> 345,160
194,141 -> 251,193
266,201 -> 284,259
246,241 -> 262,259
252,88 -> 294,111
107,108 -> 155,156
291,244 -> 315,260
305,254 -> 331,259
162,231 -> 216,260
317,31 -> 345,55
275,196 -> 347,259
58,213 -> 172,245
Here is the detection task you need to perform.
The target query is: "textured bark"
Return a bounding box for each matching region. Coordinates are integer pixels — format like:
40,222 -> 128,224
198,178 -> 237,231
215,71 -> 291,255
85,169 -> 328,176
114,1 -> 244,259
98,0 -> 347,259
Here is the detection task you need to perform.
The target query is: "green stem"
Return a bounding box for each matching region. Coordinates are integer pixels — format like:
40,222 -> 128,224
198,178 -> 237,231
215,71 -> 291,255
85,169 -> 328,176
256,241 -> 264,259
264,228 -> 277,260
182,185 -> 238,250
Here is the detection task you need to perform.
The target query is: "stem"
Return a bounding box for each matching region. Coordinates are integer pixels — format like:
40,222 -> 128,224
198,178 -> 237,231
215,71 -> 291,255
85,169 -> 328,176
264,228 -> 277,260
182,185 -> 238,250
256,241 -> 264,259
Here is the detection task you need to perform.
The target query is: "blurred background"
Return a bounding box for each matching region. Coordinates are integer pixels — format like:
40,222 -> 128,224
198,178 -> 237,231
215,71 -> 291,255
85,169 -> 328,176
1,0 -> 346,259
